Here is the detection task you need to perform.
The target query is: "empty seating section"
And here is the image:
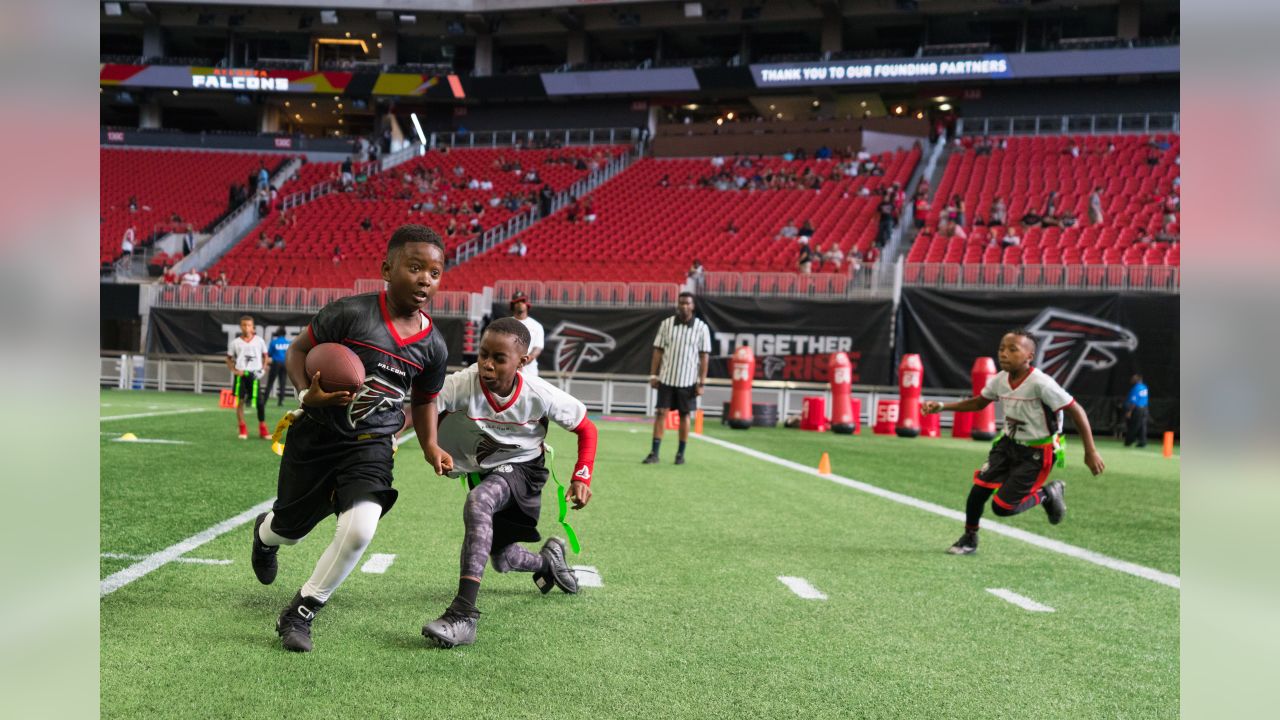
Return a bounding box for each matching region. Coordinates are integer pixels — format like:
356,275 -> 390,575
209,146 -> 626,289
907,135 -> 1179,276
101,148 -> 283,267
442,150 -> 920,292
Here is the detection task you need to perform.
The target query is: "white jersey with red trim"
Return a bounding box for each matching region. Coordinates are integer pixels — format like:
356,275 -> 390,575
980,368 -> 1074,443
228,334 -> 269,378
436,363 -> 588,472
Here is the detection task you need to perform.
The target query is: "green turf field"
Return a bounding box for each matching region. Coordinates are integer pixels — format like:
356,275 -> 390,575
100,389 -> 1179,719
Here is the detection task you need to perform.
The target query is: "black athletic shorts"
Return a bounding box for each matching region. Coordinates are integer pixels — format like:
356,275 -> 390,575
468,455 -> 549,548
656,383 -> 697,415
269,414 -> 397,540
235,372 -> 264,405
973,435 -> 1056,512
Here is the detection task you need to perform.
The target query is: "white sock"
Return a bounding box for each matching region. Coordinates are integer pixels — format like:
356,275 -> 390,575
257,511 -> 299,547
300,499 -> 382,603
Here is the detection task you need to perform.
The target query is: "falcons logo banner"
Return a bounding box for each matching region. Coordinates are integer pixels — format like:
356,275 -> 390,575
548,322 -> 617,375
345,374 -> 407,428
1027,308 -> 1138,389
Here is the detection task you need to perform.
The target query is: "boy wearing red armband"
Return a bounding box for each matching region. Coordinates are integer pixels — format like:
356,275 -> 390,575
423,317 -> 597,648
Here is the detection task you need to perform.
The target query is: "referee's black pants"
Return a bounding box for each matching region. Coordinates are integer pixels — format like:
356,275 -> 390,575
1125,407 -> 1148,447
265,362 -> 289,406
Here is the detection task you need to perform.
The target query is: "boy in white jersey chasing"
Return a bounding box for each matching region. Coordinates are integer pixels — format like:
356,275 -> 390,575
423,317 -> 597,648
923,329 -> 1105,555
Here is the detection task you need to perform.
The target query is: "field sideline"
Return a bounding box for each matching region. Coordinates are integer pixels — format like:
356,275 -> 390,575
101,389 -> 1178,719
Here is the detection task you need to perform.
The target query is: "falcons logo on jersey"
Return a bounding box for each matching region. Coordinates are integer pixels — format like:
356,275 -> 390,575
548,322 -> 616,375
1027,308 -> 1138,389
345,374 -> 407,428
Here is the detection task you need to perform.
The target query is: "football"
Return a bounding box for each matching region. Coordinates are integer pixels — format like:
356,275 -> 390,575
304,343 -> 365,394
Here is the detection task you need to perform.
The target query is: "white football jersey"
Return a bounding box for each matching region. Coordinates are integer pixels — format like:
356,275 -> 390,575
435,364 -> 587,472
516,316 -> 545,378
228,334 -> 269,378
981,368 -> 1074,443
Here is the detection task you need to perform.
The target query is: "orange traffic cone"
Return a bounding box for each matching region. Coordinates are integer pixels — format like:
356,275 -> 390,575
817,452 -> 832,475
694,409 -> 704,435
1162,431 -> 1174,458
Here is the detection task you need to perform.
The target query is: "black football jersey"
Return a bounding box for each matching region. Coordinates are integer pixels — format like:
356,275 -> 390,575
304,292 -> 449,438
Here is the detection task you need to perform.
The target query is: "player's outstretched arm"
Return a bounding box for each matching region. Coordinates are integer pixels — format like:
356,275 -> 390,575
923,396 -> 992,414
567,417 -> 597,509
412,398 -> 453,476
1065,403 -> 1105,476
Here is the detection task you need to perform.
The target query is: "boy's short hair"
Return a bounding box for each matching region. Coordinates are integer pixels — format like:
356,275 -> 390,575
386,224 -> 445,260
1004,328 -> 1037,351
239,315 -> 254,324
485,317 -> 530,353
678,291 -> 696,302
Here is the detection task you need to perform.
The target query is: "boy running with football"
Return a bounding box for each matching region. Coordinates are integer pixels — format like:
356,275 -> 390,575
923,329 -> 1105,555
250,224 -> 454,652
422,317 -> 597,648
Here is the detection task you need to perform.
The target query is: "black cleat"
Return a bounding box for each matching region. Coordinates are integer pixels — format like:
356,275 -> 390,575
251,512 -> 278,585
947,531 -> 979,555
422,606 -> 479,649
641,453 -> 659,464
674,453 -> 685,465
1043,481 -> 1066,525
276,592 -> 324,652
533,537 -> 579,595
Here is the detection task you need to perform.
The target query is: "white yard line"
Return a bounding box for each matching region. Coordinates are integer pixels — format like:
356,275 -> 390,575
100,498 -> 275,596
777,576 -> 828,600
360,553 -> 397,574
101,552 -> 231,566
100,408 -> 210,422
571,565 -> 603,588
110,437 -> 192,445
986,588 -> 1056,612
694,433 -> 1180,590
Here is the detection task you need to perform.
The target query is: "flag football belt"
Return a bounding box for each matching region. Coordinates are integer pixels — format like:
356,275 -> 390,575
992,432 -> 1066,469
458,444 -> 581,555
232,375 -> 260,408
269,409 -> 396,456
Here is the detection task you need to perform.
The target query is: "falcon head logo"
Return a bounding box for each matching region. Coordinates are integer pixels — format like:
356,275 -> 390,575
762,355 -> 786,379
1026,308 -> 1138,389
548,322 -> 616,375
346,374 -> 407,428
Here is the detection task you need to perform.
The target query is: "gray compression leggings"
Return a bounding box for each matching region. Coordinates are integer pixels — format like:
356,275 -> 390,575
460,476 -> 544,579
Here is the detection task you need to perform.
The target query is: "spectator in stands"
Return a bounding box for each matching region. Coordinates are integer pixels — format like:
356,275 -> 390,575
989,196 -> 1007,227
1137,229 -> 1154,244
816,145 -> 832,160
913,193 -> 930,230
257,163 -> 270,191
1001,228 -> 1022,248
953,195 -> 967,227
1089,187 -> 1105,225
584,198 -> 597,223
863,244 -> 880,266
508,238 -> 528,257
710,155 -> 726,168
162,265 -> 177,285
256,188 -> 270,218
257,232 -> 271,250
360,217 -> 373,231
1061,210 -> 1079,229
823,243 -> 845,272
128,195 -> 138,213
469,217 -> 483,235
799,220 -> 816,242
798,239 -> 814,274
1162,191 -> 1180,225
1021,210 -> 1042,228
725,220 -> 739,235
181,268 -> 202,287
1154,225 -> 1179,244
445,218 -> 459,237
1066,140 -> 1081,158
658,174 -> 671,188
876,192 -> 895,247
1042,191 -> 1059,218
779,220 -> 799,240
538,184 -> 554,216
331,244 -> 345,266
340,157 -> 354,188
215,271 -> 229,288
272,233 -> 285,250
687,259 -> 705,293
566,197 -> 580,224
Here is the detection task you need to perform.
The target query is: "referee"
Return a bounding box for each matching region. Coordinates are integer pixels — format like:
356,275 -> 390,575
643,292 -> 711,465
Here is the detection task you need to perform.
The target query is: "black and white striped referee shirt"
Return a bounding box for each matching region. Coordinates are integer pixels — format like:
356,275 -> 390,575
653,315 -> 712,388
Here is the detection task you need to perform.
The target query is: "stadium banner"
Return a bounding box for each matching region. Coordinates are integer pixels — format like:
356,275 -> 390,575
897,289 -> 1179,433
490,297 -> 895,384
750,45 -> 1178,88
146,308 -> 466,364
100,64 -> 355,94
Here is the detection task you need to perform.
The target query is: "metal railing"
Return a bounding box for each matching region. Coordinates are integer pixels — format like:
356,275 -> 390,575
699,270 -> 890,299
492,279 -> 682,308
902,262 -> 1179,292
148,284 -> 473,316
957,112 -> 1180,137
173,157 -> 302,274
429,127 -> 641,150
